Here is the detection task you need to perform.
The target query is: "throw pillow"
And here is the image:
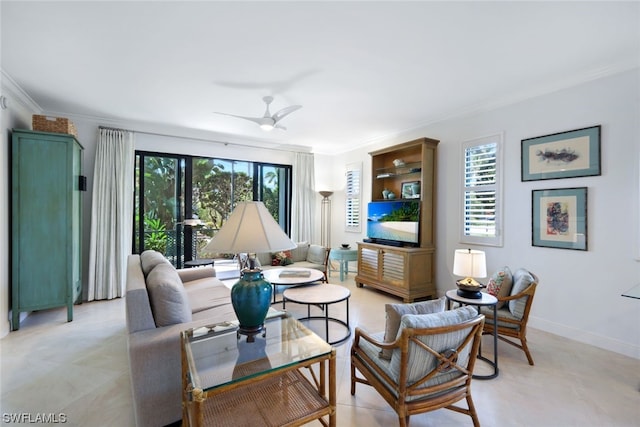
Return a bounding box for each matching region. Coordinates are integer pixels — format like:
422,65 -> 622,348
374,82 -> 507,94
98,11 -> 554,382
146,263 -> 192,327
389,306 -> 478,385
486,266 -> 513,309
509,268 -> 536,318
380,298 -> 445,360
271,251 -> 293,266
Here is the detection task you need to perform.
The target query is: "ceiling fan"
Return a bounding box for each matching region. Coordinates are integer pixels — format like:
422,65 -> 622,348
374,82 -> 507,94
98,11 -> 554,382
214,96 -> 302,131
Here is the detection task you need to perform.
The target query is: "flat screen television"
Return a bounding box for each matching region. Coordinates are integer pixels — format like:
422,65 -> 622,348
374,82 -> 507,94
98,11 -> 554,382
366,200 -> 420,247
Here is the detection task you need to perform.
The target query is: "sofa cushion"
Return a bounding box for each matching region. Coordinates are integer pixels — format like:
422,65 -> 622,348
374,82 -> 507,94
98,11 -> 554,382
290,242 -> 309,262
380,298 -> 445,360
509,268 -> 535,318
185,278 -> 233,314
389,306 -> 478,388
486,266 -> 513,309
140,250 -> 170,276
307,244 -> 326,264
146,263 -> 192,326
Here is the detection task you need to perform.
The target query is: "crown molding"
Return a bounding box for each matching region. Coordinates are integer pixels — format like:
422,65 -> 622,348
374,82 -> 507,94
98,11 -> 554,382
0,69 -> 42,113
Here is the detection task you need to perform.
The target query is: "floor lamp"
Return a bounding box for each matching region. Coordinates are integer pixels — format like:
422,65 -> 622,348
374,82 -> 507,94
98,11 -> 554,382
319,191 -> 333,248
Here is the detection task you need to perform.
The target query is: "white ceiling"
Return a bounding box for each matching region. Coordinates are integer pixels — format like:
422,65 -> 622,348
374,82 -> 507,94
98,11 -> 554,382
2,1 -> 639,154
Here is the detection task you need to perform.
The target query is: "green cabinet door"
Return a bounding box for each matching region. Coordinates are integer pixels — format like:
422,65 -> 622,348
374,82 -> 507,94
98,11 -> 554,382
11,129 -> 84,331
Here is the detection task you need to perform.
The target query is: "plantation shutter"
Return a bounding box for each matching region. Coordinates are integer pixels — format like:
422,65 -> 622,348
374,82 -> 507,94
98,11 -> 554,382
345,162 -> 361,232
462,137 -> 502,246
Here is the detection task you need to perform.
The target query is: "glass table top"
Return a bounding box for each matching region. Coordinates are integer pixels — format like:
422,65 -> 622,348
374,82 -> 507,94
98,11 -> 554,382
182,313 -> 332,392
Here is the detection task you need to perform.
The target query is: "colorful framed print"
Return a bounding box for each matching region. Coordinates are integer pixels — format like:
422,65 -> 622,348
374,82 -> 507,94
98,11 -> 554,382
532,187 -> 588,251
521,126 -> 601,181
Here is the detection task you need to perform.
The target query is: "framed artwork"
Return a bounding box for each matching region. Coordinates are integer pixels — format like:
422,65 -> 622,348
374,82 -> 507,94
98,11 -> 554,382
532,187 -> 588,251
401,181 -> 420,199
521,125 -> 601,181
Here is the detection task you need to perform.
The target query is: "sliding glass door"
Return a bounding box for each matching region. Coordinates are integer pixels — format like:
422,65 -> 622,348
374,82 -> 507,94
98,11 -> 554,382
134,152 -> 291,267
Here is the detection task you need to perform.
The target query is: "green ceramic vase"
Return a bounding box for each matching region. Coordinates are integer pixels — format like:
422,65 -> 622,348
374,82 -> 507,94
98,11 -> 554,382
230,269 -> 272,338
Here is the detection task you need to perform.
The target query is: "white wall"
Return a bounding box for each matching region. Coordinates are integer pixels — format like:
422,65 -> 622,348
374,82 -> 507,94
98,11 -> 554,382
328,69 -> 640,358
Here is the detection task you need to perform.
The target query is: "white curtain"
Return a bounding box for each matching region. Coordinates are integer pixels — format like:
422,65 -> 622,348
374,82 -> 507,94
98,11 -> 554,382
87,128 -> 134,301
291,152 -> 315,243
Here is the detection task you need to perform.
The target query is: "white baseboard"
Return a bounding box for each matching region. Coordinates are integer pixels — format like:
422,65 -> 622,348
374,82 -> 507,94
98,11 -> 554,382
529,315 -> 640,360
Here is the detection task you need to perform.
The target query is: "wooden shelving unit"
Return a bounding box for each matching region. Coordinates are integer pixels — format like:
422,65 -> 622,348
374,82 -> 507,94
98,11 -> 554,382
355,137 -> 439,302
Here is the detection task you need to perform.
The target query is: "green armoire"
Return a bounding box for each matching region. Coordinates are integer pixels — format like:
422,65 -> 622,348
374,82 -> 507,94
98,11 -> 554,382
11,129 -> 84,331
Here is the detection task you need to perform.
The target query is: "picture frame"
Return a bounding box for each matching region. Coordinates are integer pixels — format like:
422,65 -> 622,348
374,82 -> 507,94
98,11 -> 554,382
401,181 -> 420,199
532,187 -> 588,251
521,125 -> 601,181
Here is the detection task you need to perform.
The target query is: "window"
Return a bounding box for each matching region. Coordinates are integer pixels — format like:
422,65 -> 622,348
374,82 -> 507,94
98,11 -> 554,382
133,151 -> 291,267
345,162 -> 362,232
461,134 -> 502,246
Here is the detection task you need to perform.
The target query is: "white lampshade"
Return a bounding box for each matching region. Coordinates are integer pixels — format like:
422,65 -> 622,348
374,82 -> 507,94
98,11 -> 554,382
202,201 -> 296,254
453,249 -> 487,279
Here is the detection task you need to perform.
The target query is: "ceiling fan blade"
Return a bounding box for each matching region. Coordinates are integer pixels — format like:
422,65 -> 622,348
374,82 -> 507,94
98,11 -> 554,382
274,123 -> 287,131
272,105 -> 302,123
213,112 -> 263,125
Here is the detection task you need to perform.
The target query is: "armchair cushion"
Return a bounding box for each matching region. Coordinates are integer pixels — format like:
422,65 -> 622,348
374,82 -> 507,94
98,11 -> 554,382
146,263 -> 192,327
486,266 -> 513,309
509,268 -> 536,318
389,306 -> 479,388
381,298 -> 445,360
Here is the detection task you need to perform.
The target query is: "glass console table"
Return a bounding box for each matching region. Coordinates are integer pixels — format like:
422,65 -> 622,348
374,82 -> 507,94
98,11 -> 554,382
181,313 -> 336,426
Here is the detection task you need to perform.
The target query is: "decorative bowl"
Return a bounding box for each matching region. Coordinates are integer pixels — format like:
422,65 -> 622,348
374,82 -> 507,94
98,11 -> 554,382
341,244 -> 350,249
456,280 -> 486,292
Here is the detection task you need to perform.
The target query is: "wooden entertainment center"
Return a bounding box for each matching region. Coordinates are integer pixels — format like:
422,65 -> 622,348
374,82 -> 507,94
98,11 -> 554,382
355,137 -> 439,302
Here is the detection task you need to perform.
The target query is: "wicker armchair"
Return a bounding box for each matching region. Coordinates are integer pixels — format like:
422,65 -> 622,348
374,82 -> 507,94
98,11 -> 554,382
482,269 -> 538,365
350,307 -> 485,427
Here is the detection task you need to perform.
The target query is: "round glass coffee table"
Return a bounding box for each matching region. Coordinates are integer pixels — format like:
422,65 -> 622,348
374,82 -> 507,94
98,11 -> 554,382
262,267 -> 324,305
283,284 -> 351,345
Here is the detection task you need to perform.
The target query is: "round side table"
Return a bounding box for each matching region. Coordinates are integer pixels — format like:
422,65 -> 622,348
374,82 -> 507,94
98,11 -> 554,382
445,289 -> 498,380
184,258 -> 214,268
283,284 -> 351,345
262,268 -> 325,305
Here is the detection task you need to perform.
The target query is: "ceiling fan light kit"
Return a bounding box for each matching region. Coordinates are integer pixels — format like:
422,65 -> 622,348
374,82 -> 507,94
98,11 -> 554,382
215,96 -> 302,131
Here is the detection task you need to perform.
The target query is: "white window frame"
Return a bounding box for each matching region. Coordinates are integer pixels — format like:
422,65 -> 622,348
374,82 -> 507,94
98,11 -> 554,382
460,134 -> 503,247
345,162 -> 362,232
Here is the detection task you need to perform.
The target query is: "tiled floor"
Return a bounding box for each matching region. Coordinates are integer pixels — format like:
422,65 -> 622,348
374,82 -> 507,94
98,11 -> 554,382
1,268 -> 639,427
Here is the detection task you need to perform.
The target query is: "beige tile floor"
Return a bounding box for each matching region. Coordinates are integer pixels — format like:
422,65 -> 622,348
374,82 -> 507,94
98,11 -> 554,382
1,268 -> 639,427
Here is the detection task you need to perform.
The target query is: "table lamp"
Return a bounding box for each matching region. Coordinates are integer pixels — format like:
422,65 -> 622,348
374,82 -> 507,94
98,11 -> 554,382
453,248 -> 487,299
202,201 -> 296,341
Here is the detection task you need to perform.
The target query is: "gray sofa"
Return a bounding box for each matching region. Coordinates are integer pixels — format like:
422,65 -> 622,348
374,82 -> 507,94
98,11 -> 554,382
251,242 -> 329,279
125,250 -> 236,427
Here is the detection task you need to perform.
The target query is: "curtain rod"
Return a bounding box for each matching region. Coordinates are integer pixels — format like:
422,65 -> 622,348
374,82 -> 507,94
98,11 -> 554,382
97,125 -> 310,154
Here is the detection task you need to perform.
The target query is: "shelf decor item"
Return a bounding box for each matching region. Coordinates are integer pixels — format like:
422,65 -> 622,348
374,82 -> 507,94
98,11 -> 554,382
521,125 -> 601,181
202,201 -> 296,341
401,181 -> 420,199
532,187 -> 588,250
